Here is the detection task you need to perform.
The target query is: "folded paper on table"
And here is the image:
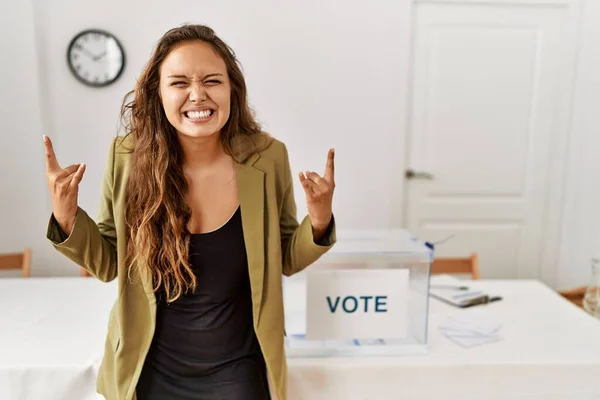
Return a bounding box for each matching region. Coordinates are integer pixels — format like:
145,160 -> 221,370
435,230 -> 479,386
440,313 -> 503,347
429,274 -> 500,308
429,275 -> 503,346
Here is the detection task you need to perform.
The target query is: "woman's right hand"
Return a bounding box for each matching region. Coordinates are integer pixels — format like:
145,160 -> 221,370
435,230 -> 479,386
43,135 -> 86,236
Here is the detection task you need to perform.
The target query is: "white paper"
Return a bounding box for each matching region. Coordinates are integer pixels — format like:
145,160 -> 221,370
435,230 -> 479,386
441,332 -> 502,347
305,269 -> 409,340
440,314 -> 502,336
439,314 -> 503,347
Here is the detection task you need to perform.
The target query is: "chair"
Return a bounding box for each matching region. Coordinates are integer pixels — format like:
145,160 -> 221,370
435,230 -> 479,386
0,249 -> 32,277
431,253 -> 481,280
558,286 -> 586,308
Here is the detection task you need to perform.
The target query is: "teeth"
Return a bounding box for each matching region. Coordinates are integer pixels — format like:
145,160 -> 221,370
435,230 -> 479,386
186,110 -> 212,120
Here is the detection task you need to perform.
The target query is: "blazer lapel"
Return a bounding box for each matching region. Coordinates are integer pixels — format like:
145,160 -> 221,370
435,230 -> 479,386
236,154 -> 265,326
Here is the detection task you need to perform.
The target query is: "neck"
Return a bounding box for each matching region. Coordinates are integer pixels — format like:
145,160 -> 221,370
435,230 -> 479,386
178,133 -> 225,169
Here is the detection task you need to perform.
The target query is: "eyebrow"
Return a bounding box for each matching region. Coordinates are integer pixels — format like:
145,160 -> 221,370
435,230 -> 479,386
167,73 -> 223,79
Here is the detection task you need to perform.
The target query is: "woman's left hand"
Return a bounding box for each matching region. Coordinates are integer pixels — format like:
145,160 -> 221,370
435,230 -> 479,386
299,149 -> 335,239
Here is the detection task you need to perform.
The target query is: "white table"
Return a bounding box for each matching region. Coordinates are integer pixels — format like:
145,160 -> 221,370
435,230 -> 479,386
0,277 -> 118,400
1,278 -> 600,400
288,280 -> 600,400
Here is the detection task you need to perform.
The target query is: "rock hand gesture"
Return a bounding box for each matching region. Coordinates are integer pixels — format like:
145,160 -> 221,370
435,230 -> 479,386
299,148 -> 335,241
43,135 -> 86,236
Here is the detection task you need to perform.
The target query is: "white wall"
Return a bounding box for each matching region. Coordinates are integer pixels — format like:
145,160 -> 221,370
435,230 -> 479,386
0,0 -> 60,276
1,0 -> 597,283
17,0 -> 412,275
557,0 -> 600,289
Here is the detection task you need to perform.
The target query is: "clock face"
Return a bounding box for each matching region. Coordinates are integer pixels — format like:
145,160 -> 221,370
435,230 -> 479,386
67,29 -> 125,87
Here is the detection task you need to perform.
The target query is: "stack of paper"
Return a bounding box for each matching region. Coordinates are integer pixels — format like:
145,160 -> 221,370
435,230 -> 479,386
440,314 -> 502,347
429,274 -> 492,308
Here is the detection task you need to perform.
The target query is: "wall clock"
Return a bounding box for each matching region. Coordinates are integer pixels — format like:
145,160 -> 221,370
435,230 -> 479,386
67,29 -> 125,87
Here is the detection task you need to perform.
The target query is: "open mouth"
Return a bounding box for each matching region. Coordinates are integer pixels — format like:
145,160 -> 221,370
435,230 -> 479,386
184,109 -> 215,122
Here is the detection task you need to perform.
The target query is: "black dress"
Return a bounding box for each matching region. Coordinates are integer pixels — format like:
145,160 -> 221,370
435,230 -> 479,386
136,207 -> 270,400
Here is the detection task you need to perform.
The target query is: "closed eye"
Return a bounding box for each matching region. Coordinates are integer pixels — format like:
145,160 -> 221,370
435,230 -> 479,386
169,79 -> 221,87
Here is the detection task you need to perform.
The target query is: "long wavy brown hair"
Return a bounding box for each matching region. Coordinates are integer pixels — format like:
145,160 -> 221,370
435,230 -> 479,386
119,24 -> 272,302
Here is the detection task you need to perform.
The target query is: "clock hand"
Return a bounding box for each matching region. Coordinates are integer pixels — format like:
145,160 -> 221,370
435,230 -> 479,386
78,47 -> 96,60
93,51 -> 107,61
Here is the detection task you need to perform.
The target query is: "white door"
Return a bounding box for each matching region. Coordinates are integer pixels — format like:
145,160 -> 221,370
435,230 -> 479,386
404,0 -> 578,279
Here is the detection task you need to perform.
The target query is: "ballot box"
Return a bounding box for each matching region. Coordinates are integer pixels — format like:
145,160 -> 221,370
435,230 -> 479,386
283,229 -> 433,357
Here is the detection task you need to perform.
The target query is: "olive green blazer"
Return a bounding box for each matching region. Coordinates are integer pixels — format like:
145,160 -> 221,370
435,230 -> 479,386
46,135 -> 336,400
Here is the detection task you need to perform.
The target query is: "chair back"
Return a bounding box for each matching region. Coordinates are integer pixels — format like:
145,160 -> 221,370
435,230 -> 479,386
0,249 -> 32,277
431,253 -> 480,279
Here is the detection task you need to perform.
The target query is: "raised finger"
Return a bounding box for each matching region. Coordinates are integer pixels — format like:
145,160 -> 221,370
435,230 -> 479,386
43,135 -> 61,172
323,148 -> 335,182
69,163 -> 86,189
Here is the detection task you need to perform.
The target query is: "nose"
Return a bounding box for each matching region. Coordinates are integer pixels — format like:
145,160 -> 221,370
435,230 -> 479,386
189,84 -> 206,103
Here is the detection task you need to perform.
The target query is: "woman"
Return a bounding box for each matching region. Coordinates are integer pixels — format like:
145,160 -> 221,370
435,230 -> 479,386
44,24 -> 336,400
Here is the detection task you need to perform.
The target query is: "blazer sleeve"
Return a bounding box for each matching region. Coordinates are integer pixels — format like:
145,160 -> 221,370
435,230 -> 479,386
46,139 -> 118,282
279,143 -> 336,276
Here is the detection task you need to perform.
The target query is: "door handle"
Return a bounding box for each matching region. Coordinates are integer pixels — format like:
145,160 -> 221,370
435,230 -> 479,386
405,169 -> 434,180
